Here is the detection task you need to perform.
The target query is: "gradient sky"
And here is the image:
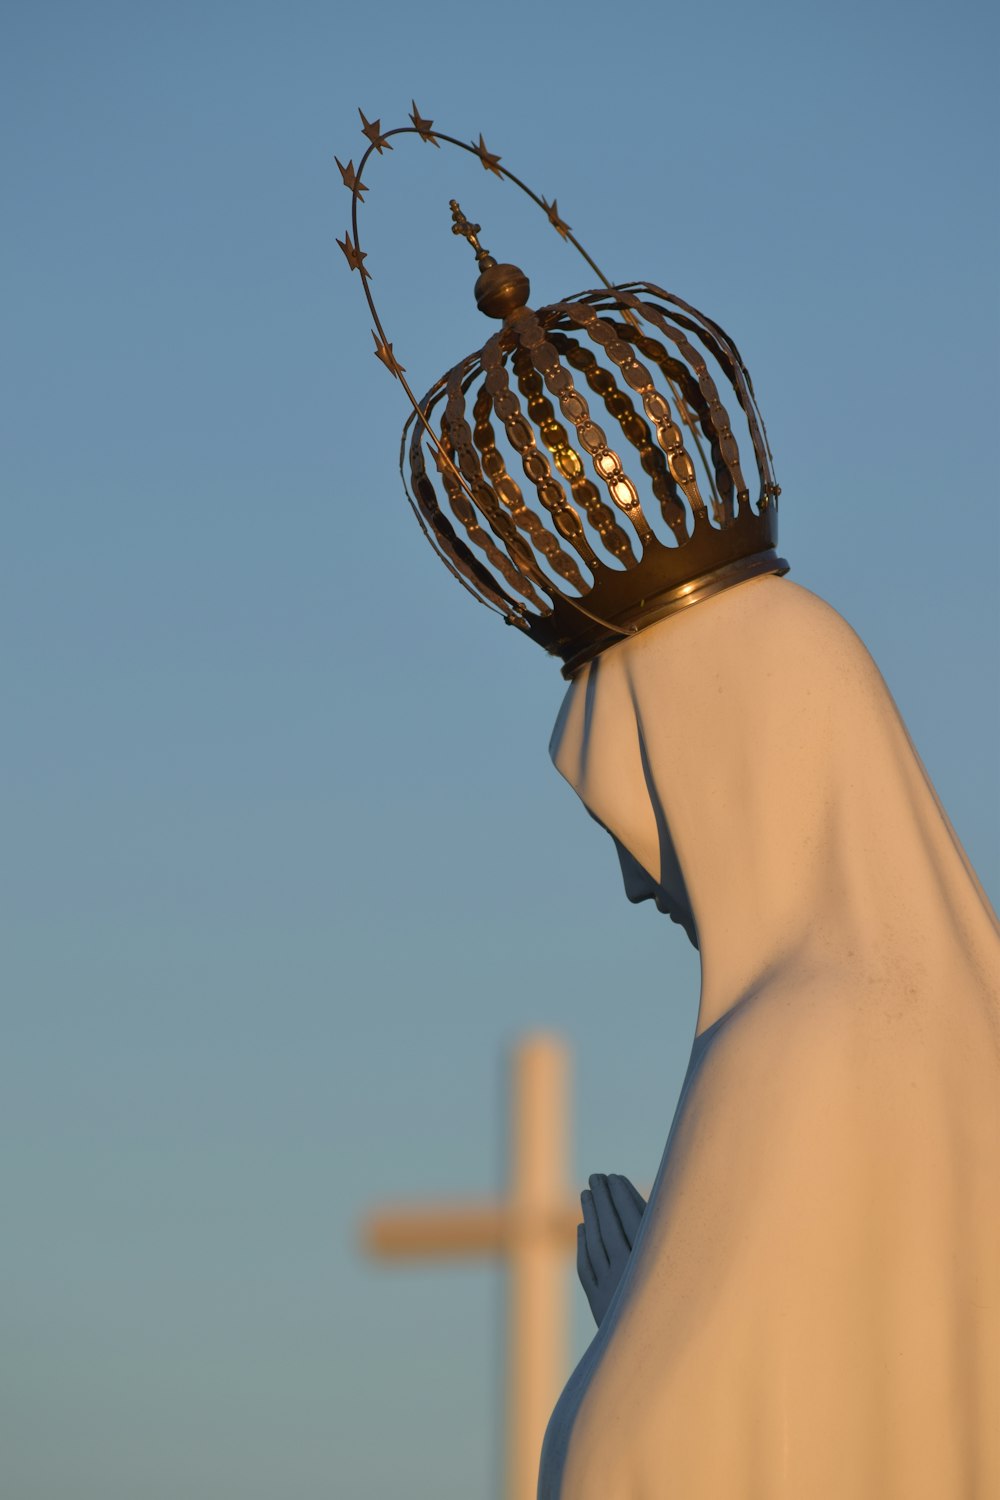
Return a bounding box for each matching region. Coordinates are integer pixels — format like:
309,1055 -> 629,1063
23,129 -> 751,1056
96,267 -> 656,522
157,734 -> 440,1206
3,2 -> 997,1497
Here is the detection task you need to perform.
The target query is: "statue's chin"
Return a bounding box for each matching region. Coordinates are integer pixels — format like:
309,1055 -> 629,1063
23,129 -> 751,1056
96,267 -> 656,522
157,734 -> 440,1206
655,897 -> 699,950
654,893 -> 682,922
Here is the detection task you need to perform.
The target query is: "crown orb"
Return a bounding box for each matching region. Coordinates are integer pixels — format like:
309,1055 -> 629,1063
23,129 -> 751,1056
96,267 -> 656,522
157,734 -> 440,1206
474,261 -> 531,320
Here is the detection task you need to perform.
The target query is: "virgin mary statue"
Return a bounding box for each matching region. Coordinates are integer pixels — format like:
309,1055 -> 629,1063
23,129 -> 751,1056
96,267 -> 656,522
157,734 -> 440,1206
331,121 -> 997,1490
540,570 -> 999,1499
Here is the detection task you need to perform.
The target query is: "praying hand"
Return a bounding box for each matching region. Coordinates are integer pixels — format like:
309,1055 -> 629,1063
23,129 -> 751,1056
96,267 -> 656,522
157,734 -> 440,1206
577,1173 -> 647,1328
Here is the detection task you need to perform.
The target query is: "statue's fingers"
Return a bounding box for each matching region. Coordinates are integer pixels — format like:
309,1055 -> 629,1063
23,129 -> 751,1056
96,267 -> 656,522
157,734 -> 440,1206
576,1222 -> 597,1291
580,1187 -> 608,1269
607,1176 -> 641,1242
613,1173 -> 648,1219
609,1174 -> 647,1243
589,1174 -> 628,1261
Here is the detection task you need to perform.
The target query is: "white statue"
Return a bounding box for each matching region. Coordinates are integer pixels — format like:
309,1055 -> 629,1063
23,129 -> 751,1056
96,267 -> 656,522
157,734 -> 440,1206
332,110 -> 999,1496
541,573 -> 1000,1499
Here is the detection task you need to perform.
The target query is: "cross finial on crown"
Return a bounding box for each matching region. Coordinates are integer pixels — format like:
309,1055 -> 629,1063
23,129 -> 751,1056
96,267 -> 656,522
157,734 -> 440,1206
449,200 -> 494,268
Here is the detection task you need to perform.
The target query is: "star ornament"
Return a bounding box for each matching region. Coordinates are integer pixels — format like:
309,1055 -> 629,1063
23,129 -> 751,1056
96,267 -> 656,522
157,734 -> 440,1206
471,133 -> 503,177
541,196 -> 571,239
335,156 -> 368,201
409,101 -> 439,146
358,108 -> 393,154
337,230 -> 369,276
371,329 -> 405,378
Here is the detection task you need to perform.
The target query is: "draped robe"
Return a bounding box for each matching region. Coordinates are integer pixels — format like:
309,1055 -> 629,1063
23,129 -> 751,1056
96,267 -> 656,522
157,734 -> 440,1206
539,574 -> 1000,1499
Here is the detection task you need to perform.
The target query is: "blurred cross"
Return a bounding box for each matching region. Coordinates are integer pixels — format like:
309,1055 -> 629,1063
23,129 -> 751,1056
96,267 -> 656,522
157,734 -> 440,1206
360,1033 -> 577,1500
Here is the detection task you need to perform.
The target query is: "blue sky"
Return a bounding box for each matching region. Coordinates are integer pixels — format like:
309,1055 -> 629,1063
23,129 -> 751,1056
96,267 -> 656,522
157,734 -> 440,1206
2,2 -> 997,1496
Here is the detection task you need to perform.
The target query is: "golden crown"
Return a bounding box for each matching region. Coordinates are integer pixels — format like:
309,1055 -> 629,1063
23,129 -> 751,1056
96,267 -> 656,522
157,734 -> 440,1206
337,107 -> 788,678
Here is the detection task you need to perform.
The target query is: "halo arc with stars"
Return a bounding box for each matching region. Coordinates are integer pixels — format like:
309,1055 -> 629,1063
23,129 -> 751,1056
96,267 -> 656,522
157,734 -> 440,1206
337,106 -> 636,634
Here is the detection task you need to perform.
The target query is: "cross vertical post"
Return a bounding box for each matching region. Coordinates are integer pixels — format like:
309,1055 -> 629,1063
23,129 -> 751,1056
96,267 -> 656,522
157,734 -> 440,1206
505,1034 -> 569,1500
360,1032 -> 582,1499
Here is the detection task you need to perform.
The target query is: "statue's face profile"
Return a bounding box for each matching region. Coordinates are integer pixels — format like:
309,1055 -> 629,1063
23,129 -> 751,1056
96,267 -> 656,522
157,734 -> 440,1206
611,836 -> 699,951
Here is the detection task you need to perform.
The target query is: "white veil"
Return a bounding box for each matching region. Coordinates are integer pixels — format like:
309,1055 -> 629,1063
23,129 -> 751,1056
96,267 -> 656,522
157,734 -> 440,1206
541,574 -> 999,1499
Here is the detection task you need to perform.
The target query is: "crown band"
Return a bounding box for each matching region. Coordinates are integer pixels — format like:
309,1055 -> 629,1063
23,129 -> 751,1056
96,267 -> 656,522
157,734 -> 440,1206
559,549 -> 789,679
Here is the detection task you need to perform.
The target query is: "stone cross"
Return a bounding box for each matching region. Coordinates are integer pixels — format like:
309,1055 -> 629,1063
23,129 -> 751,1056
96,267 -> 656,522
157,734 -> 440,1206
360,1033 -> 579,1500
